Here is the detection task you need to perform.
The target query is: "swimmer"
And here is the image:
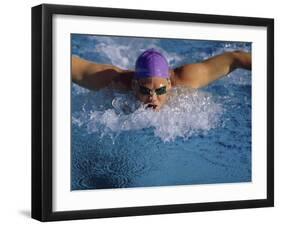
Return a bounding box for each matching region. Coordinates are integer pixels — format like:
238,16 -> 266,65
72,48 -> 251,110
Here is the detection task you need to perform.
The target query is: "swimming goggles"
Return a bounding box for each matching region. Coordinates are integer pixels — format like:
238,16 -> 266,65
138,85 -> 167,96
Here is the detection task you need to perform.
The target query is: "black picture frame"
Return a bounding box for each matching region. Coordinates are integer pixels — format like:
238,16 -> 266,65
32,3 -> 274,222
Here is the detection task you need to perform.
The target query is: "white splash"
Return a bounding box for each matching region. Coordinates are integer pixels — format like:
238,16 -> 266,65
72,87 -> 223,142
70,36 -> 251,142
92,36 -> 183,70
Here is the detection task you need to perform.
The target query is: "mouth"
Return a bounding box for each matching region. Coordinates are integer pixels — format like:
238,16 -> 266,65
146,104 -> 158,110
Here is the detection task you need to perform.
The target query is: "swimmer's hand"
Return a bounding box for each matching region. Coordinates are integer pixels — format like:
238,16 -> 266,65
172,51 -> 251,89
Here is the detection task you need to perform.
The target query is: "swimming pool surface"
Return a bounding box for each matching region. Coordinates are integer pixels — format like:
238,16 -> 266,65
71,34 -> 252,190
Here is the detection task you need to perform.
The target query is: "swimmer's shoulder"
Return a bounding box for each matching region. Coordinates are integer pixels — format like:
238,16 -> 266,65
112,70 -> 135,91
72,55 -> 134,91
170,65 -> 199,89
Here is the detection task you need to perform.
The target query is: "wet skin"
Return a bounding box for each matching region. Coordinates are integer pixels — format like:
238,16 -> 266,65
72,51 -> 252,110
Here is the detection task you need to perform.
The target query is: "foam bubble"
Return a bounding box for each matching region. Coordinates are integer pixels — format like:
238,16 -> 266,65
71,36 -> 252,142
72,87 -> 223,142
88,36 -> 184,70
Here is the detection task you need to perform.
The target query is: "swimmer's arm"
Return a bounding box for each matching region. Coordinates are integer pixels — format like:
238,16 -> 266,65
72,56 -> 133,90
173,51 -> 251,89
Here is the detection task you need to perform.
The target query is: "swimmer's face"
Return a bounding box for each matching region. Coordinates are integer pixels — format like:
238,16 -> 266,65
132,77 -> 172,111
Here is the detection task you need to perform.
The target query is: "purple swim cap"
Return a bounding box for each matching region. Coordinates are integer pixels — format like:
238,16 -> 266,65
135,48 -> 169,79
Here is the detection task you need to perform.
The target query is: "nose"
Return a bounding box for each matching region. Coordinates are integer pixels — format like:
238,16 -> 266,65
148,92 -> 157,102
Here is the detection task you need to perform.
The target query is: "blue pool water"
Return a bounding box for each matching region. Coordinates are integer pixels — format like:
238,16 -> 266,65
71,34 -> 251,190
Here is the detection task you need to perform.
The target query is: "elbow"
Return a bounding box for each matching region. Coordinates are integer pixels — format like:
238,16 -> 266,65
72,72 -> 83,82
71,56 -> 85,82
232,50 -> 252,70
